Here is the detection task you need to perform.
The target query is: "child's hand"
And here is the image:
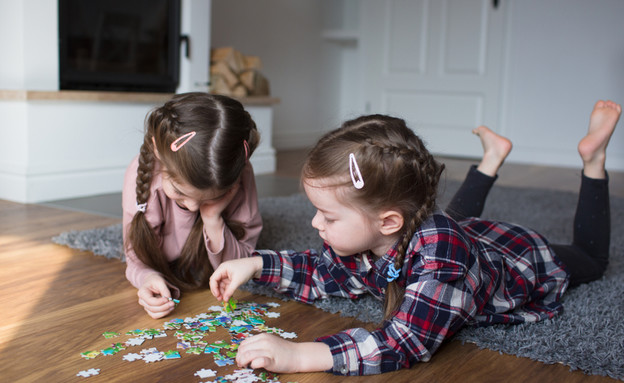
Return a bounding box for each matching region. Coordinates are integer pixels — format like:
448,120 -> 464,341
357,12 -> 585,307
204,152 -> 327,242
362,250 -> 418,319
235,333 -> 333,373
200,183 -> 241,253
209,257 -> 263,302
137,273 -> 176,319
200,182 -> 241,223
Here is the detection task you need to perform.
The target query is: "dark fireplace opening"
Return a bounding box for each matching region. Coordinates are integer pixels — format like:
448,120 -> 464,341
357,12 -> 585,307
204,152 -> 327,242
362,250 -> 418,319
58,0 -> 181,93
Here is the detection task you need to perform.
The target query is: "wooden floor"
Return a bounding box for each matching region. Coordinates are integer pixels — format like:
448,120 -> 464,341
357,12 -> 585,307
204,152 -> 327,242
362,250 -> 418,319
0,195 -> 619,381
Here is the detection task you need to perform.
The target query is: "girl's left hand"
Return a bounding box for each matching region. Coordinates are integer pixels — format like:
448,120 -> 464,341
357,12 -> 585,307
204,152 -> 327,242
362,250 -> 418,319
199,182 -> 241,253
235,333 -> 333,373
199,182 -> 240,224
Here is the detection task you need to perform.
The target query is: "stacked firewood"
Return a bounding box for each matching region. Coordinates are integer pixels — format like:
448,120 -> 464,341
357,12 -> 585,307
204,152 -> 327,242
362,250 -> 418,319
209,47 -> 270,97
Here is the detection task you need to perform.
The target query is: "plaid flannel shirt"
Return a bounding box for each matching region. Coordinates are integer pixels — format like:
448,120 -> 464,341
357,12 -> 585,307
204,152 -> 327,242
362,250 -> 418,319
254,209 -> 569,376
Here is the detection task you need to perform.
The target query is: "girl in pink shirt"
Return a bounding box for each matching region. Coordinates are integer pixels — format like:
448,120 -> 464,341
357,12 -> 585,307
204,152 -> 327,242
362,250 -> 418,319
122,92 -> 262,318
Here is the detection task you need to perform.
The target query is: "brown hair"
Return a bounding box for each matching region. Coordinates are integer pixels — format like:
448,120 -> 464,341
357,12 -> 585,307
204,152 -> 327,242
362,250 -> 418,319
302,115 -> 444,320
126,92 -> 259,290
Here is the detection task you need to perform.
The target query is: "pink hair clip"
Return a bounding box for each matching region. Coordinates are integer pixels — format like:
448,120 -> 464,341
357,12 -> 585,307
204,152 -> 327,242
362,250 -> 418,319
243,140 -> 250,160
349,153 -> 364,189
170,131 -> 196,152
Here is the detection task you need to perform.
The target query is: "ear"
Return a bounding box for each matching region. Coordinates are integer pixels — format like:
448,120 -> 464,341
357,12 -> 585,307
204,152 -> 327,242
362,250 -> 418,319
378,210 -> 404,236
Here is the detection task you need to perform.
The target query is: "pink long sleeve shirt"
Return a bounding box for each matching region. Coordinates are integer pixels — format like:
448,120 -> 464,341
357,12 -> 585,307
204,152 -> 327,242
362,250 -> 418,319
122,156 -> 262,294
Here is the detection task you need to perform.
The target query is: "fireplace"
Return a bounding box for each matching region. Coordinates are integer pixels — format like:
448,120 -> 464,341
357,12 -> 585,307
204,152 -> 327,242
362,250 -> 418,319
58,0 -> 181,93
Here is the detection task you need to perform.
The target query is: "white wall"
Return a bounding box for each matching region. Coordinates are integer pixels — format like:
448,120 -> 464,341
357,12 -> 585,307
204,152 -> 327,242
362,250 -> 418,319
0,0 -> 57,90
23,0 -> 58,90
0,1 -> 25,89
212,0 -> 624,171
503,0 -> 624,170
211,0 -> 325,149
318,0 -> 362,132
0,100 -> 150,202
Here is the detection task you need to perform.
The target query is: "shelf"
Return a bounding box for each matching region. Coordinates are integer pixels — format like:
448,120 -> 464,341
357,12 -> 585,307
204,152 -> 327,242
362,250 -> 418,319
0,90 -> 280,106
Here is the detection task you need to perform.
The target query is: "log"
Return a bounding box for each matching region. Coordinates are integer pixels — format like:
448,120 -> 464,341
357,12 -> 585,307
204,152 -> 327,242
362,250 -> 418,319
240,69 -> 270,96
211,46 -> 246,73
210,61 -> 239,88
210,75 -> 232,96
244,55 -> 262,70
210,47 -> 270,96
231,84 -> 248,98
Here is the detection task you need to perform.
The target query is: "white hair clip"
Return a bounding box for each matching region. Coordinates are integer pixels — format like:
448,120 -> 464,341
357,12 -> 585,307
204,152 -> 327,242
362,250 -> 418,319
349,153 -> 364,189
136,202 -> 147,213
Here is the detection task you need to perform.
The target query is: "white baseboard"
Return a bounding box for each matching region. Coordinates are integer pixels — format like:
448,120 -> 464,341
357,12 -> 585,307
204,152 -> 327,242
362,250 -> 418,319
0,168 -> 126,204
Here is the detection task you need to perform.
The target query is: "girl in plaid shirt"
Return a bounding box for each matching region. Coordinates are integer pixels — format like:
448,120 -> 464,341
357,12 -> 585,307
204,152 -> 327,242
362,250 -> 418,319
210,100 -> 620,375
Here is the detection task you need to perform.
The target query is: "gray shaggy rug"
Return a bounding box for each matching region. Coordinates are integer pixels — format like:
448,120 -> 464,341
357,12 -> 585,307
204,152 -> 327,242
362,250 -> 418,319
53,179 -> 624,380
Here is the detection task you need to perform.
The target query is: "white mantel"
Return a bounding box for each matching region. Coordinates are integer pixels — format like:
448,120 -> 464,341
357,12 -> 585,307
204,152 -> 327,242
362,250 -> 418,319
0,0 -> 277,203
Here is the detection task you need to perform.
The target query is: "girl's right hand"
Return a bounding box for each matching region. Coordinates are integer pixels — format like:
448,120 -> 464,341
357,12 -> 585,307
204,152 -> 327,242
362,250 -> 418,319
137,273 -> 176,319
210,257 -> 263,302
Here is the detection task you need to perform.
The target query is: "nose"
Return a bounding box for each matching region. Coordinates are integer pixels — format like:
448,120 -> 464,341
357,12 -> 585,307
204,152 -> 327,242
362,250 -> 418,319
184,199 -> 200,212
311,211 -> 323,231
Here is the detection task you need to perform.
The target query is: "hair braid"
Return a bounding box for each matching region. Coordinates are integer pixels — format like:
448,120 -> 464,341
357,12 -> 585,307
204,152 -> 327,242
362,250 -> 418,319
127,137 -> 174,283
383,133 -> 443,319
135,141 -> 155,205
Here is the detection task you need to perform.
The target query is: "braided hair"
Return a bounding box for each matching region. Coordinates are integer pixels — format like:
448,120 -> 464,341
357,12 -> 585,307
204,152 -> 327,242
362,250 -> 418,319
126,92 -> 259,290
302,114 -> 444,320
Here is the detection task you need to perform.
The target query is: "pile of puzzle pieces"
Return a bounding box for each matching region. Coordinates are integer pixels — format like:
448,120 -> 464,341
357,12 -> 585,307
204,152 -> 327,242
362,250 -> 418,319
77,299 -> 297,382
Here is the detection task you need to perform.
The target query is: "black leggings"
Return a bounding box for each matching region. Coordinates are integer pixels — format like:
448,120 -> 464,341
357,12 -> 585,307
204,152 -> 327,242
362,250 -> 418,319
445,165 -> 610,287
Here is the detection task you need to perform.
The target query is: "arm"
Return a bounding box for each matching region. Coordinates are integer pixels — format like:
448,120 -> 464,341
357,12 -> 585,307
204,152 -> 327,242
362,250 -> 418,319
317,220 -> 479,375
255,244 -> 368,304
210,244 -> 361,304
201,163 -> 263,267
317,276 -> 475,375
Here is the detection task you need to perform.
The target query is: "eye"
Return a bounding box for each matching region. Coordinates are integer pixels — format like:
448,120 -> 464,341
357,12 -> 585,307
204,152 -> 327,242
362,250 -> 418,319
170,183 -> 189,197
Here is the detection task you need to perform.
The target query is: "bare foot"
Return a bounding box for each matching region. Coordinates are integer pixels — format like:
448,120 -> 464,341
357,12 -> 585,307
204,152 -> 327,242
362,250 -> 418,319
578,100 -> 621,179
473,125 -> 513,177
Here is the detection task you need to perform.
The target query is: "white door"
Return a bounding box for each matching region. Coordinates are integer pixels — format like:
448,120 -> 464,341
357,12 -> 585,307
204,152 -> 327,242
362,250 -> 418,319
360,0 -> 507,157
